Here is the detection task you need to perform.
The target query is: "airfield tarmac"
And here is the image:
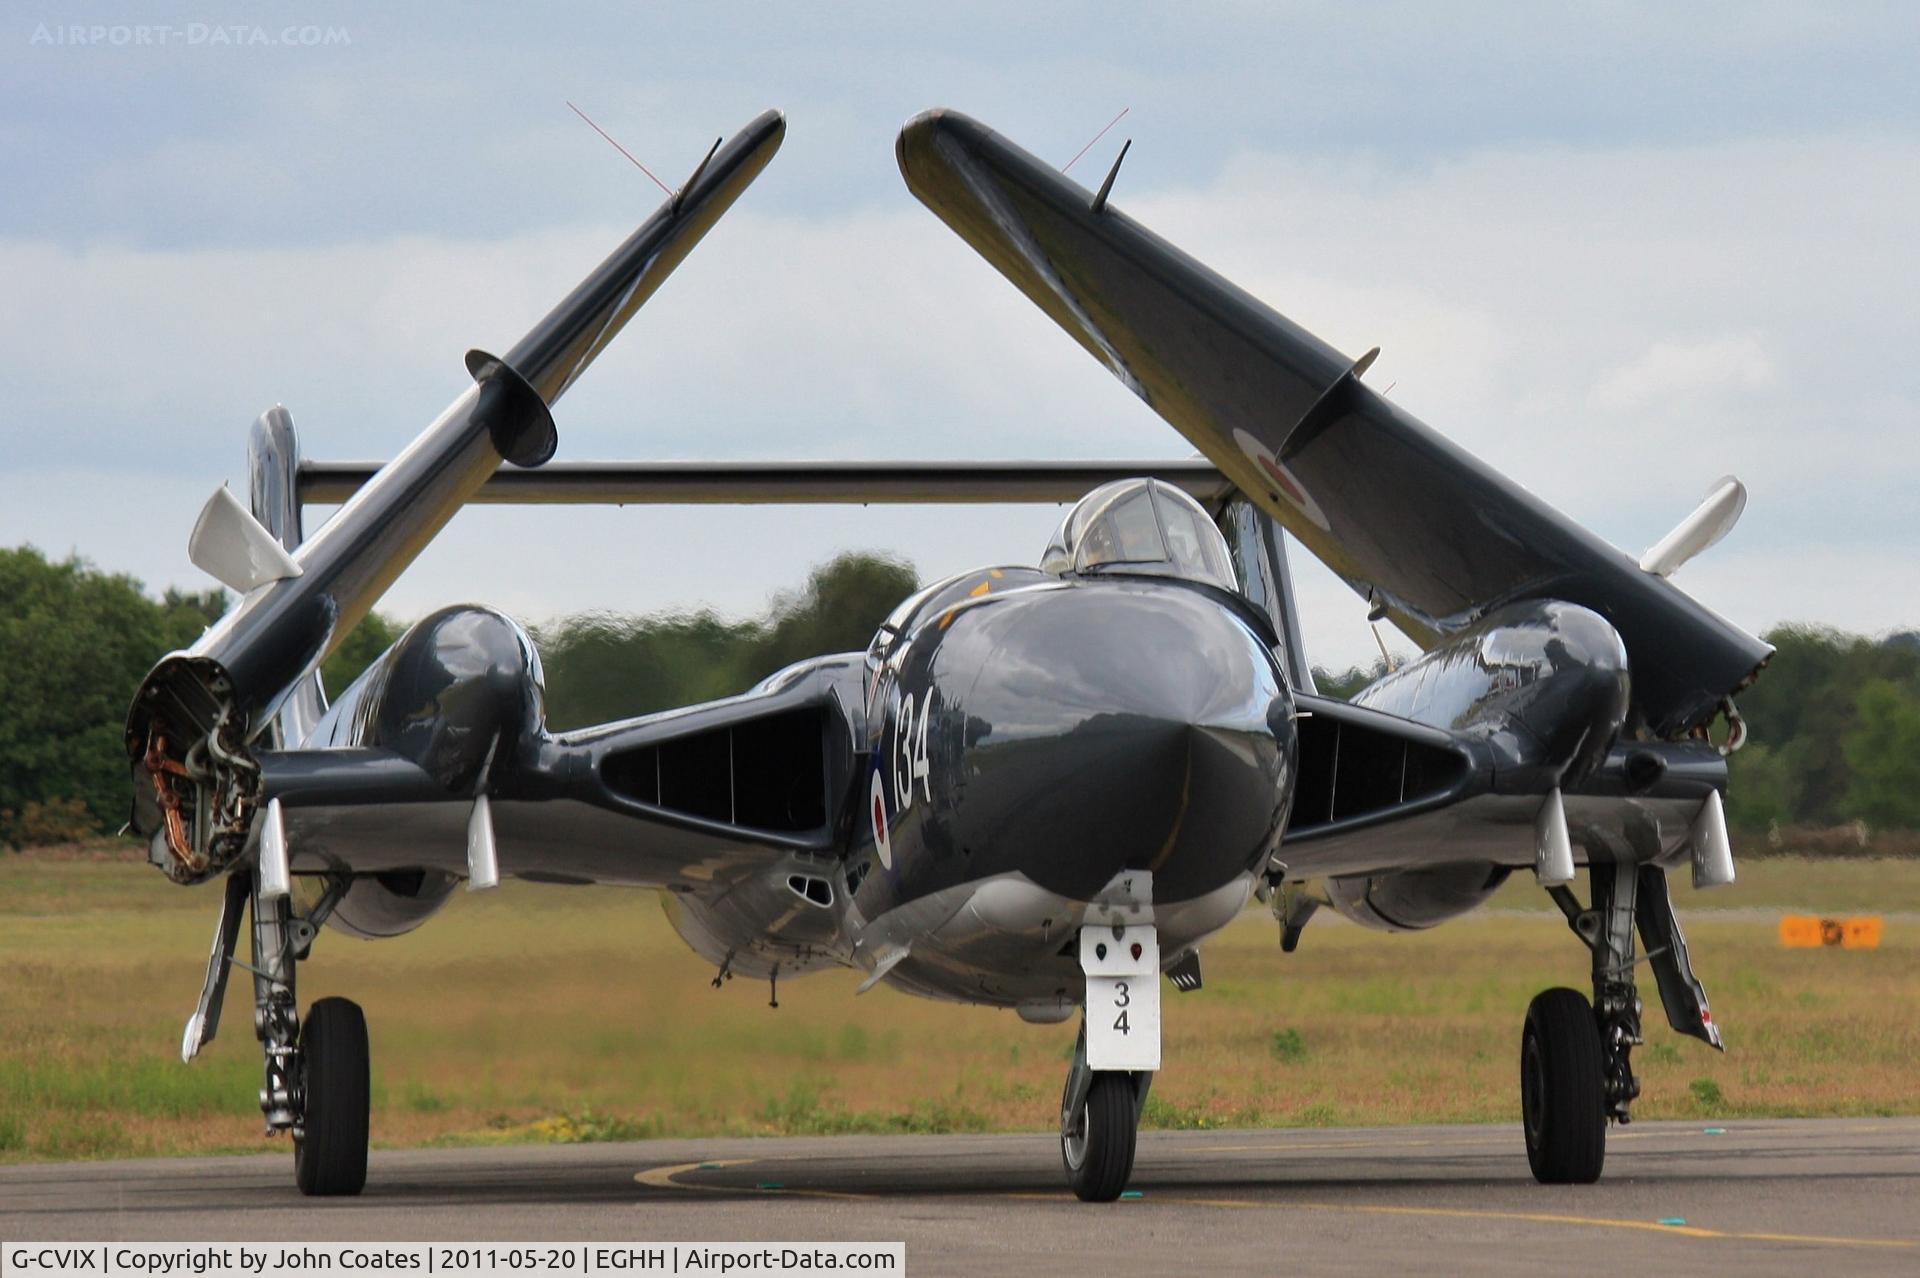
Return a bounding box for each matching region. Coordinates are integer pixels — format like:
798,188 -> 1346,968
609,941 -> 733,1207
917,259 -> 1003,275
3,1119 -> 1916,1275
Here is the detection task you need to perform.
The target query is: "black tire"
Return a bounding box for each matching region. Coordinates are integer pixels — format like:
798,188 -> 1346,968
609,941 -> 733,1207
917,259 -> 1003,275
1062,1072 -> 1138,1202
295,997 -> 369,1197
1521,987 -> 1606,1184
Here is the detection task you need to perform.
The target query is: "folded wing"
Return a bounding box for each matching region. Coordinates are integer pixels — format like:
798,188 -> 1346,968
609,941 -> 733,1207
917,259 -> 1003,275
129,110 -> 786,884
896,109 -> 1769,738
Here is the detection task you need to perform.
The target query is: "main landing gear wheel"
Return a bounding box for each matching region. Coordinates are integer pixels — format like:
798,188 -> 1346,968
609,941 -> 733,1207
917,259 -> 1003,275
1521,987 -> 1606,1184
295,997 -> 369,1197
1062,1072 -> 1138,1203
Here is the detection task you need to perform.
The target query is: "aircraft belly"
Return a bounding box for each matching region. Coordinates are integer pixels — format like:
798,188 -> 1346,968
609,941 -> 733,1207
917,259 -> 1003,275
663,886 -> 850,982
863,870 -> 1251,1010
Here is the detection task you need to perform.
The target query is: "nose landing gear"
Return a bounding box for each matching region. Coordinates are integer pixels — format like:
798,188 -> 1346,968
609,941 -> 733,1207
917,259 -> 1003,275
1059,875 -> 1160,1201
1060,1023 -> 1152,1202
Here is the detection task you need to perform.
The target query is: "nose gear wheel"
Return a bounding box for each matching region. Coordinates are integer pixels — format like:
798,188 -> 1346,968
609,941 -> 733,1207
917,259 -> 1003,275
1061,1071 -> 1139,1202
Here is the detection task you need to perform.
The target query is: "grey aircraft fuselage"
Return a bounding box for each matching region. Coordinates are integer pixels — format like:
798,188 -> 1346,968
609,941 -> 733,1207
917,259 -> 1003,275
272,534 -> 1666,1022
117,104 -> 1766,1202
722,563 -> 1293,1013
279,557 -> 1294,1016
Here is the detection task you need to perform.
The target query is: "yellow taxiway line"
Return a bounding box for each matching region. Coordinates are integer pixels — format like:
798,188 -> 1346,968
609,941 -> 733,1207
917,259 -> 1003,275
639,1156 -> 1916,1252
636,1161 -> 873,1201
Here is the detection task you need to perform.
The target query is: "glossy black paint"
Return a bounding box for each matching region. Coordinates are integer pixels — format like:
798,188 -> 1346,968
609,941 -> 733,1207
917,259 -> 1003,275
897,109 -> 1772,739
271,560 -> 1293,921
125,111 -> 785,877
248,408 -> 304,553
1352,600 -> 1631,792
306,605 -> 544,794
854,570 -> 1294,910
296,458 -> 1237,508
264,535 -> 1683,936
127,110 -> 786,757
246,407 -> 327,751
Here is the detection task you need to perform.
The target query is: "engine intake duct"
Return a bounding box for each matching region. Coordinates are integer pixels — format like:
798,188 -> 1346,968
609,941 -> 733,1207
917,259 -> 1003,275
1288,693 -> 1482,837
601,705 -> 831,835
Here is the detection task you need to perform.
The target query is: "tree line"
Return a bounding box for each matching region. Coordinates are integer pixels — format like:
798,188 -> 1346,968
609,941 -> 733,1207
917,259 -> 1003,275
2,541 -> 1916,845
0,545 -> 915,845
1312,625 -> 1920,835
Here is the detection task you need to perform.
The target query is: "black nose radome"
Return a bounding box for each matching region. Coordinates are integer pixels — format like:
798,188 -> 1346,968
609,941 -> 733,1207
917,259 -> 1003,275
942,583 -> 1293,903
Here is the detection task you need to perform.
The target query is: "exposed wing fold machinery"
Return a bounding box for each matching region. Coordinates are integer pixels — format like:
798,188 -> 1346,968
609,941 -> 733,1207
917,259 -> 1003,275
125,109 -> 787,885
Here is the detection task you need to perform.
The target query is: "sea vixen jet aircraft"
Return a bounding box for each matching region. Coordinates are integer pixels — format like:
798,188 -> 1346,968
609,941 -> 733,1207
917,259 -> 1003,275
127,108 -> 1769,1203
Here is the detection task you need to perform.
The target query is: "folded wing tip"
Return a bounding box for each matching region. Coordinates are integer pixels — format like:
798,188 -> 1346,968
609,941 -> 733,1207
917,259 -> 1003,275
895,108 -> 946,179
749,106 -> 788,144
896,107 -> 994,184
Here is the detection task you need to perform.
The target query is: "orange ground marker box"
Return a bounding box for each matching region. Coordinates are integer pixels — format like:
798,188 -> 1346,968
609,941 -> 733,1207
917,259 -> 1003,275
1779,915 -> 1884,948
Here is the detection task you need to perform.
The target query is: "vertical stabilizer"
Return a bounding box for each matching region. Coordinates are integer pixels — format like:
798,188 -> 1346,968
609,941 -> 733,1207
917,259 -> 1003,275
249,407 -> 327,748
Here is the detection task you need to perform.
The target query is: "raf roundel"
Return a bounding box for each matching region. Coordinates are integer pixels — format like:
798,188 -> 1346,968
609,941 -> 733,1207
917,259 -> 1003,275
869,769 -> 893,869
1232,427 -> 1331,531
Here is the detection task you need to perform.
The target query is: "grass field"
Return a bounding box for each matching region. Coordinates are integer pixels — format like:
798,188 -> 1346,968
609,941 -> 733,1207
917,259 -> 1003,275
2,848 -> 1915,1164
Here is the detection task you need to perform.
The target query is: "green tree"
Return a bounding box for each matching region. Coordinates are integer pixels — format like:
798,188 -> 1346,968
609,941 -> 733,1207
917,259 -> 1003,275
1735,626 -> 1860,825
748,553 -> 919,681
1724,742 -> 1796,830
0,547 -> 228,839
1733,626 -> 1920,828
536,552 -> 918,732
321,612 -> 406,700
1842,680 -> 1920,829
538,610 -> 759,731
160,587 -> 228,649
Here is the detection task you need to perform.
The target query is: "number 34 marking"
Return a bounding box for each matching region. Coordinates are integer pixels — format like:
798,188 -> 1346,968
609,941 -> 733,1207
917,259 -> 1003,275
892,688 -> 933,811
1113,980 -> 1130,1035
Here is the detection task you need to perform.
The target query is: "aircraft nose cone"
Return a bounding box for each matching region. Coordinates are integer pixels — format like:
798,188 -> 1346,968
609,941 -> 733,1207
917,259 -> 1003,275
946,583 -> 1294,903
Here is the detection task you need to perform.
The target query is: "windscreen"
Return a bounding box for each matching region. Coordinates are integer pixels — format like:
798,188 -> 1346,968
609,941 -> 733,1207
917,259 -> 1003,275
1041,478 -> 1236,592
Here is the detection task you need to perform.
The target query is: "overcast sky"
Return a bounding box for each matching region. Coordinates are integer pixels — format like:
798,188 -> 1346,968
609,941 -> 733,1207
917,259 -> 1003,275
4,2 -> 1916,671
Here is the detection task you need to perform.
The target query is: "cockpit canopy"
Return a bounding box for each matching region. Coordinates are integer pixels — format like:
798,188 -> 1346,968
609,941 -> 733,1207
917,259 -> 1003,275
1040,478 -> 1236,592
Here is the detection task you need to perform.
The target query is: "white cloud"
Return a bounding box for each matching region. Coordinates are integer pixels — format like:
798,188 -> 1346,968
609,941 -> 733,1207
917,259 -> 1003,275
3,128 -> 1917,674
1589,335 -> 1775,414
1128,136 -> 1920,561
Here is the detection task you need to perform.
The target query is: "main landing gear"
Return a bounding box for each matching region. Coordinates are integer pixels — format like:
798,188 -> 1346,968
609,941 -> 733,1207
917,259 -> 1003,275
1521,860 -> 1723,1184
182,867 -> 368,1196
295,997 -> 370,1196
